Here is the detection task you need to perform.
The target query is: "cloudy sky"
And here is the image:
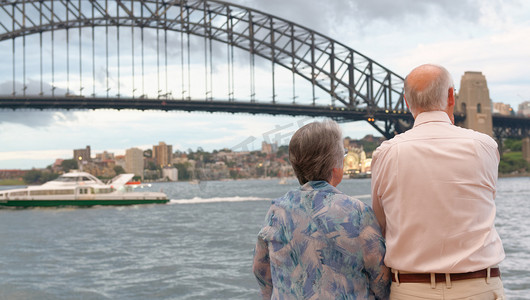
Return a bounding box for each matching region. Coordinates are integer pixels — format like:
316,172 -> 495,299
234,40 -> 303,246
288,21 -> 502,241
1,0 -> 529,169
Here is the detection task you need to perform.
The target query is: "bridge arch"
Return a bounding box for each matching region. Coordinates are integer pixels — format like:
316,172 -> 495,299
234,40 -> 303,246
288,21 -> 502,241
0,0 -> 409,137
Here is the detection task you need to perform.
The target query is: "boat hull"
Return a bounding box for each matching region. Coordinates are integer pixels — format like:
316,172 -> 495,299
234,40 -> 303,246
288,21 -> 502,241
0,198 -> 169,207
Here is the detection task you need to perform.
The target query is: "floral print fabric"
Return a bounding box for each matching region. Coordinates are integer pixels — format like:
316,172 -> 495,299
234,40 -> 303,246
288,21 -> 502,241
253,181 -> 390,299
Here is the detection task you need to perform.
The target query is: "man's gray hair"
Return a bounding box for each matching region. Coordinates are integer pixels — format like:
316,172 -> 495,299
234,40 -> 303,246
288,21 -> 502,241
289,120 -> 344,185
404,64 -> 454,113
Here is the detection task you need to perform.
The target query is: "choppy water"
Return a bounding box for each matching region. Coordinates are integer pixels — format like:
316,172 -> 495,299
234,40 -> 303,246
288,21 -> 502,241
0,177 -> 528,299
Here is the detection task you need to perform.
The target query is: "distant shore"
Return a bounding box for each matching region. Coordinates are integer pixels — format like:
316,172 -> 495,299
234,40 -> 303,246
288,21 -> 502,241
498,172 -> 530,178
2,173 -> 528,186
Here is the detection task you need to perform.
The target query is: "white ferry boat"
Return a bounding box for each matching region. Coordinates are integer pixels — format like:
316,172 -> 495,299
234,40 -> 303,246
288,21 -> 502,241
0,171 -> 169,207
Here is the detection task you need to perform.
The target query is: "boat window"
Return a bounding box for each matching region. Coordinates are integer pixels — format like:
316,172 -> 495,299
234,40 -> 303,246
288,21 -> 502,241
56,189 -> 74,195
55,176 -> 77,182
31,190 -> 74,195
95,188 -> 113,194
9,191 -> 27,196
30,190 -> 51,196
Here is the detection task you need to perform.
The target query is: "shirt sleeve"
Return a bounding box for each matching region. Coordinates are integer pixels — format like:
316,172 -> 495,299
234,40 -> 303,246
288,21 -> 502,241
370,149 -> 386,235
359,204 -> 391,299
252,234 -> 273,299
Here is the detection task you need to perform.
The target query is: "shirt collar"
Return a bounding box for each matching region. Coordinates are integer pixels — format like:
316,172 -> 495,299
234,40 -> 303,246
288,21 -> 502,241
302,181 -> 340,193
413,111 -> 452,128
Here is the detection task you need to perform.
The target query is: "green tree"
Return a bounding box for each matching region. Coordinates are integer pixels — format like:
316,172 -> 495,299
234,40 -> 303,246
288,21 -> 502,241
229,169 -> 241,179
146,161 -> 158,171
114,165 -> 125,175
276,145 -> 289,157
23,170 -> 58,184
499,152 -> 530,174
23,170 -> 42,184
61,159 -> 78,172
504,138 -> 522,152
174,163 -> 192,180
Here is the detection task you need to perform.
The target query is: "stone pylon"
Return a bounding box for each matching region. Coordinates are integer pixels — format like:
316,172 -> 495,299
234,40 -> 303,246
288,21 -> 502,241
523,137 -> 530,163
455,71 -> 493,137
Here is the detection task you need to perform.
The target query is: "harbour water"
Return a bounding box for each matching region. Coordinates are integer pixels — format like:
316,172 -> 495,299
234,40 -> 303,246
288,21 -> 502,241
0,177 -> 528,299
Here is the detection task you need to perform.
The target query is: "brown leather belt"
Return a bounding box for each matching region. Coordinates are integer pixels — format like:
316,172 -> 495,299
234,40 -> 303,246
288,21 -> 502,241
392,268 -> 500,283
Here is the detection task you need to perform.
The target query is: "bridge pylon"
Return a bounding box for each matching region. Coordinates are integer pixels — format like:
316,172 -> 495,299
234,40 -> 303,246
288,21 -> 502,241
523,137 -> 530,163
455,71 -> 493,137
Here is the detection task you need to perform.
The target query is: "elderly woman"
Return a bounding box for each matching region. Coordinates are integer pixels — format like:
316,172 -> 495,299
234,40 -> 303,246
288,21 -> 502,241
252,120 -> 390,299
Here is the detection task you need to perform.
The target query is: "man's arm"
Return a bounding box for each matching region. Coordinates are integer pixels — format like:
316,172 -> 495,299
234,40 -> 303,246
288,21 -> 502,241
252,236 -> 273,299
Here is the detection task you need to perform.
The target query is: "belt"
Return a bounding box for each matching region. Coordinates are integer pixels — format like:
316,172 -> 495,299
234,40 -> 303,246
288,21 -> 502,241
392,268 -> 500,283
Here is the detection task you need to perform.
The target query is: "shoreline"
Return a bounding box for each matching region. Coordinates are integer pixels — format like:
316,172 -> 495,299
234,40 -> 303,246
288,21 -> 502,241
2,173 -> 528,186
498,172 -> 530,178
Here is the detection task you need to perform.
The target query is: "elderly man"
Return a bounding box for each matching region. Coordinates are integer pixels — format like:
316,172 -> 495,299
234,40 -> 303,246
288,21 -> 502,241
371,64 -> 505,299
253,120 -> 390,299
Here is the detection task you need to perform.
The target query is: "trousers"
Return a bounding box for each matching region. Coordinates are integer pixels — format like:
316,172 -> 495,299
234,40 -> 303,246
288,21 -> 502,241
389,277 -> 505,300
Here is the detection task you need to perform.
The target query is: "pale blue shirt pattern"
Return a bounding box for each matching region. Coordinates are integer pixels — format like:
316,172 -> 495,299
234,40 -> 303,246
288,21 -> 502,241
253,181 -> 390,299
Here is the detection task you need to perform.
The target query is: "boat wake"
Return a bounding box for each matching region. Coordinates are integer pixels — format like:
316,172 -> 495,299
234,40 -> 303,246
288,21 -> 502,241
169,196 -> 271,204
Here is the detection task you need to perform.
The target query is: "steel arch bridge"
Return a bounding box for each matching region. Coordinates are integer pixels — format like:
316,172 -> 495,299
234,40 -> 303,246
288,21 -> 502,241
0,0 -> 418,138
1,1 -> 525,144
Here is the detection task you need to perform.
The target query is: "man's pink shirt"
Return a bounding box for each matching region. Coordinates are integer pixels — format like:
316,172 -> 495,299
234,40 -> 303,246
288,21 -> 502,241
371,111 -> 505,273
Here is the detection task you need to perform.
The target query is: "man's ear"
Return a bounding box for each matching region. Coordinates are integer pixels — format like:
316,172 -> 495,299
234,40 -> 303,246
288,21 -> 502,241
447,87 -> 455,107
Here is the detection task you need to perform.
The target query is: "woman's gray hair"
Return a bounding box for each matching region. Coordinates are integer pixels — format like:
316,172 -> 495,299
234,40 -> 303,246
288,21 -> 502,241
288,120 -> 344,185
404,64 -> 454,113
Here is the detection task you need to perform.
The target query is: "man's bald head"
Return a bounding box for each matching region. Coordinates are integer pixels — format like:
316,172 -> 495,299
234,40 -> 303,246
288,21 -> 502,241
404,64 -> 454,116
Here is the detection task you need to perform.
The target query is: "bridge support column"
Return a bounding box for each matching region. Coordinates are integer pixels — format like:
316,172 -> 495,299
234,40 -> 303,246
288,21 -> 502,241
523,137 -> 530,163
455,71 -> 493,137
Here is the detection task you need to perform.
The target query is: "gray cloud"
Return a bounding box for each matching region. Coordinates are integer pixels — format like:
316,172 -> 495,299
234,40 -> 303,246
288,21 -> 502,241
0,80 -> 77,127
227,0 -> 512,35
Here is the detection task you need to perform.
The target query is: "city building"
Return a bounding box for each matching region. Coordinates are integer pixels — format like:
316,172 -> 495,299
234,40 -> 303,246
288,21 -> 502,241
518,101 -> 530,117
51,159 -> 64,173
261,141 -> 278,154
115,155 -> 126,170
96,151 -> 115,161
493,102 -> 514,116
73,145 -> 91,162
153,142 -> 173,168
162,167 -> 178,181
344,147 -> 370,175
0,169 -> 27,179
125,148 -> 144,179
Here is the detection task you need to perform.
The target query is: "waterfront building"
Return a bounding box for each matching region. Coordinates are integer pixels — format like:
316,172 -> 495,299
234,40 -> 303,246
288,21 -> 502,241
162,167 -> 178,181
96,151 -> 115,161
153,142 -> 173,168
344,146 -> 371,175
493,102 -> 514,116
73,145 -> 91,162
115,155 -> 126,169
518,101 -> 530,117
0,169 -> 27,179
125,148 -> 144,179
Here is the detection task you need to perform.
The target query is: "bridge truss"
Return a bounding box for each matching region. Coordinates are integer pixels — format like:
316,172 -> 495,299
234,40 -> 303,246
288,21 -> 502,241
0,0 -> 411,138
0,0 -> 527,140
